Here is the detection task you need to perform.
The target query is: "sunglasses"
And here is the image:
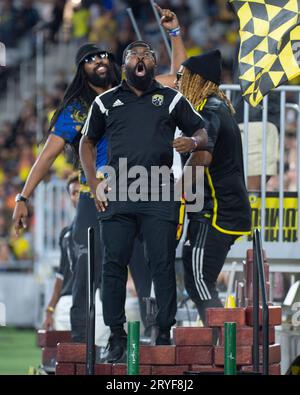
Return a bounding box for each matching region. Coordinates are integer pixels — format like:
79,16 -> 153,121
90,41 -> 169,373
176,71 -> 183,81
84,52 -> 109,64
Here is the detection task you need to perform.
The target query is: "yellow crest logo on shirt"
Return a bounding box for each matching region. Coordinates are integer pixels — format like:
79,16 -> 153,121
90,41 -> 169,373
72,109 -> 86,123
152,94 -> 164,106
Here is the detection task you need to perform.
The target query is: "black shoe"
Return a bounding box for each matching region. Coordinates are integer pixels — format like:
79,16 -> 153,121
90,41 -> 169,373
155,330 -> 171,346
102,333 -> 127,363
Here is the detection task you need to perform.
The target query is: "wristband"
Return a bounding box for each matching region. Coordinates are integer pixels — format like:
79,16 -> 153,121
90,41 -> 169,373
190,136 -> 198,153
168,27 -> 181,37
46,306 -> 55,314
15,193 -> 28,203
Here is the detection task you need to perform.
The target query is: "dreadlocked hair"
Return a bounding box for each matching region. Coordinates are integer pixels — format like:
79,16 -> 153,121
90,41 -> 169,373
46,64 -> 96,168
46,61 -> 121,167
48,61 -> 121,135
48,64 -> 96,135
180,68 -> 235,115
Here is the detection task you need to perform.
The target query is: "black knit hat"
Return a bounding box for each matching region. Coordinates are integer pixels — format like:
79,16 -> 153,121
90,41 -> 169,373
182,50 -> 222,85
75,43 -> 115,66
122,40 -> 156,64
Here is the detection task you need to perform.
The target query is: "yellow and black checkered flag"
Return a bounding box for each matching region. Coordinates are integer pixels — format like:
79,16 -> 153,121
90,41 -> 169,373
230,0 -> 300,106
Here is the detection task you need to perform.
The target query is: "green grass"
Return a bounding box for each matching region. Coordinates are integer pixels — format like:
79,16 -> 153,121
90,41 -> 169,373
0,327 -> 41,375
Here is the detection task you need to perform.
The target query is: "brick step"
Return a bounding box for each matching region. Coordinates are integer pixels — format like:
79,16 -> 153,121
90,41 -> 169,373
214,344 -> 281,366
57,343 -> 86,363
76,364 -> 112,375
218,326 -> 275,346
206,308 -> 246,327
56,340 -> 281,370
189,365 -> 224,373
140,345 -> 176,365
245,306 -> 282,326
176,346 -> 213,365
173,327 -> 213,346
57,343 -> 176,366
246,249 -> 268,263
56,362 -> 281,376
37,330 -> 72,347
56,363 -> 76,375
240,363 -> 281,375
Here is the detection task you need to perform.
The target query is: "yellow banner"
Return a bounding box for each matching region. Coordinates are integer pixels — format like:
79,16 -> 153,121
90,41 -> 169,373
249,192 -> 298,242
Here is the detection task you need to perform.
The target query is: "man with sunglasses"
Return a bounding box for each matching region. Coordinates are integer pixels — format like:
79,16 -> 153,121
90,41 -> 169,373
12,43 -> 121,344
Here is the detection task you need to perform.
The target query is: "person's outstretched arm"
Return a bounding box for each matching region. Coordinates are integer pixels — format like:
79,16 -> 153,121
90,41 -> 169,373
12,134 -> 65,235
154,4 -> 187,87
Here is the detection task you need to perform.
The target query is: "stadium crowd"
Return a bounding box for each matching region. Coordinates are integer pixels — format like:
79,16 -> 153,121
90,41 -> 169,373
0,0 -> 298,266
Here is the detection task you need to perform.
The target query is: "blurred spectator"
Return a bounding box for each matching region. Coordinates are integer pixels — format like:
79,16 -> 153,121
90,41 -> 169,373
47,0 -> 66,44
9,225 -> 33,260
16,0 -> 40,37
0,238 -> 14,264
88,9 -> 117,51
114,28 -> 135,65
0,0 -> 18,48
156,40 -> 170,74
0,212 -> 8,237
71,4 -> 90,44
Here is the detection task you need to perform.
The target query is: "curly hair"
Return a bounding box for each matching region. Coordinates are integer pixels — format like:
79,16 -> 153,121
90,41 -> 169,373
180,68 -> 235,114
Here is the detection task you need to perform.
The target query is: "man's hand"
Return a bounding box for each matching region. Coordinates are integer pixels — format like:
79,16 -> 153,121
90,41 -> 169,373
91,178 -> 110,212
173,136 -> 197,154
12,202 -> 28,236
154,3 -> 179,31
43,312 -> 54,330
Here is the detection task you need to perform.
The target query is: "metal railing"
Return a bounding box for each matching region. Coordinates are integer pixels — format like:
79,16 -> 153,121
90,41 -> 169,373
222,84 -> 300,265
34,180 -> 75,263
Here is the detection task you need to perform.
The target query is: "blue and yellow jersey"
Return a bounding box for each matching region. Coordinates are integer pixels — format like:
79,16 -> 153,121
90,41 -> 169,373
51,100 -> 108,189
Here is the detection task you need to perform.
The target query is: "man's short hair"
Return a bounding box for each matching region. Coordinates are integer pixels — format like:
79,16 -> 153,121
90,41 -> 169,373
66,172 -> 79,193
122,40 -> 156,64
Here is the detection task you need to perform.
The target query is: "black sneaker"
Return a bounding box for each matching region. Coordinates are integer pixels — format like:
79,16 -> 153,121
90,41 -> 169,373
102,333 -> 127,363
155,330 -> 171,346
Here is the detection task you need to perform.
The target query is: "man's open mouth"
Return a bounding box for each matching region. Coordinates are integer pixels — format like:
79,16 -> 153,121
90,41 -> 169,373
96,64 -> 108,76
135,62 -> 146,77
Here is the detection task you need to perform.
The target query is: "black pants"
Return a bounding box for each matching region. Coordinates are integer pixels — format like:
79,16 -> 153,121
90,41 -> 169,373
129,237 -> 152,335
100,209 -> 177,332
71,193 -> 102,342
71,194 -> 152,342
182,221 -> 237,323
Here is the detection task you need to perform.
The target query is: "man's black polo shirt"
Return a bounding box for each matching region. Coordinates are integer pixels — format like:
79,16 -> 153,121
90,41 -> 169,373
82,80 -> 204,198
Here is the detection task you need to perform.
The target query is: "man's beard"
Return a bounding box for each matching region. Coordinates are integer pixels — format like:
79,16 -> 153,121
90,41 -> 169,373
125,61 -> 154,91
86,63 -> 115,88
